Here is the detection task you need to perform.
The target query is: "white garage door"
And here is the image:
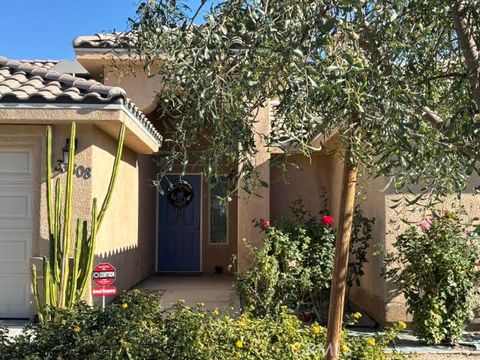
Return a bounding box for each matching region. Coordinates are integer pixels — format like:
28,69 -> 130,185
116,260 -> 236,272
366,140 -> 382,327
0,148 -> 33,318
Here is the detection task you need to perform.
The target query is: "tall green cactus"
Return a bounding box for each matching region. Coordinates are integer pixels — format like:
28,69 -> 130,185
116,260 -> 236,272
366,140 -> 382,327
32,122 -> 125,321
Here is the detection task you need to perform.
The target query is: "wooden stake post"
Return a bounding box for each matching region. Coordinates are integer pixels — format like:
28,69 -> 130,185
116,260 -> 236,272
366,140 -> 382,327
325,155 -> 357,359
325,114 -> 359,359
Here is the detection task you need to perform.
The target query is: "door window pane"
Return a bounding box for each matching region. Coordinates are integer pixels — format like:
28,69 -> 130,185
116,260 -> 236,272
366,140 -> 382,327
210,179 -> 228,244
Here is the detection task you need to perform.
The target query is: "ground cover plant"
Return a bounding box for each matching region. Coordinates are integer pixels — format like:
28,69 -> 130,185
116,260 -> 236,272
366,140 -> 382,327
0,290 -> 405,360
385,212 -> 480,344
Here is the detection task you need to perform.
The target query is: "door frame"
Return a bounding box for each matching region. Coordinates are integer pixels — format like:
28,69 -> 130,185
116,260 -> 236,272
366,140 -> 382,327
155,173 -> 203,273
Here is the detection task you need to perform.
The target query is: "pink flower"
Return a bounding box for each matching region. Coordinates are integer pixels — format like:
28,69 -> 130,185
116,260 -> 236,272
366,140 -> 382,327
261,219 -> 270,229
322,215 -> 334,226
288,260 -> 297,268
419,219 -> 432,231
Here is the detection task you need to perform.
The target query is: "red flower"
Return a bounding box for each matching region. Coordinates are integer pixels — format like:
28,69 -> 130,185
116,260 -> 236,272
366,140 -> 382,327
322,215 -> 334,225
261,219 -> 270,229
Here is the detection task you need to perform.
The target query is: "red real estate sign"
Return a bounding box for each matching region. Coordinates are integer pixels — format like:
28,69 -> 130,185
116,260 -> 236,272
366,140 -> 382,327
92,263 -> 116,287
92,286 -> 117,297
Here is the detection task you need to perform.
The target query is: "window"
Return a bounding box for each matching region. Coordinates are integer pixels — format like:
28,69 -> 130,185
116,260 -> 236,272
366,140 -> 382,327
210,178 -> 228,244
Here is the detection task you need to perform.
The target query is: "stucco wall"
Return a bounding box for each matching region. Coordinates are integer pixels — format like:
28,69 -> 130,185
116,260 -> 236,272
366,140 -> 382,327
349,172 -> 387,323
237,105 -> 271,271
104,63 -> 162,114
91,127 -> 155,302
33,123 -> 154,308
270,153 -> 331,221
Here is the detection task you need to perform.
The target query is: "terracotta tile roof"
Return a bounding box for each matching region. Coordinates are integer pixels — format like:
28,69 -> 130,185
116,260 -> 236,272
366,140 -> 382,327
17,59 -> 60,70
0,56 -> 125,102
73,31 -> 242,50
0,56 -> 161,144
73,33 -> 132,49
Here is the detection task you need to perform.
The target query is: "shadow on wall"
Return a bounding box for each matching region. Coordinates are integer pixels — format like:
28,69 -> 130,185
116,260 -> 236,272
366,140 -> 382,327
93,243 -> 153,306
93,154 -> 158,299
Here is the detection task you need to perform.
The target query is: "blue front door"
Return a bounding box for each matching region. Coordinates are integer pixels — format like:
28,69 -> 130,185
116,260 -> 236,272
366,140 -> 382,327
157,175 -> 201,272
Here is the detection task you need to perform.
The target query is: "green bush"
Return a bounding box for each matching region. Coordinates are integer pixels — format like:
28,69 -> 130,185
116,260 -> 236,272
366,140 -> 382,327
0,291 -> 404,360
384,212 -> 480,344
233,201 -> 373,323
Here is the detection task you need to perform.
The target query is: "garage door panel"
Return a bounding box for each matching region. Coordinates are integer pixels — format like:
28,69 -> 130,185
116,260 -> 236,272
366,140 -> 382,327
0,230 -> 30,273
0,150 -> 30,172
0,188 -> 32,228
0,275 -> 29,318
0,149 -> 32,183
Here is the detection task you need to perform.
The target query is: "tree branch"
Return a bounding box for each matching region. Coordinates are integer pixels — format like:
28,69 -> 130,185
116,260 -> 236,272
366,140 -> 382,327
418,72 -> 466,85
419,106 -> 480,162
451,1 -> 480,111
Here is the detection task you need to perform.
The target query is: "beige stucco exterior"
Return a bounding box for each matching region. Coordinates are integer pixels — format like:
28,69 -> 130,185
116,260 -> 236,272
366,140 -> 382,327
1,46 -> 469,325
90,127 -> 156,303
236,104 -> 271,271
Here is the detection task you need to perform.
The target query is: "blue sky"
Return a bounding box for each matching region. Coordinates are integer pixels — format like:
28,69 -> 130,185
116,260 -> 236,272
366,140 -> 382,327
0,0 -> 205,60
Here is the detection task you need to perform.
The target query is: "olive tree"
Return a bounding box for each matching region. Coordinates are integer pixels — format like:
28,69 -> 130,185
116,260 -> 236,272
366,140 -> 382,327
125,0 -> 480,358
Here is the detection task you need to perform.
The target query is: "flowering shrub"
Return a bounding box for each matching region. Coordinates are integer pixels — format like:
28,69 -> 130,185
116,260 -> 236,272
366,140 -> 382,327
0,291 -> 404,359
384,212 -> 480,344
233,201 -> 373,323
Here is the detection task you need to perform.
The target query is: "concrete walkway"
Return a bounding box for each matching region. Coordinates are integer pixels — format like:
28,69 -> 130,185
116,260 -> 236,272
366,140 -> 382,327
0,320 -> 26,338
136,274 -> 240,311
349,328 -> 480,359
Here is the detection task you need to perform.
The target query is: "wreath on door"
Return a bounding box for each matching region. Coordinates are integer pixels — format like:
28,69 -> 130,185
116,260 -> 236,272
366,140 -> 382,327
167,179 -> 194,209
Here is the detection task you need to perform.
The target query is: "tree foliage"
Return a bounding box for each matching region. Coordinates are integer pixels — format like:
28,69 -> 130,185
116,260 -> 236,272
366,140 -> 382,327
126,0 -> 480,197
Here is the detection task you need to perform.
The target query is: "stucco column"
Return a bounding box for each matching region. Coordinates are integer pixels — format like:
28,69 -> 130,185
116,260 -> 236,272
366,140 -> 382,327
236,105 -> 271,272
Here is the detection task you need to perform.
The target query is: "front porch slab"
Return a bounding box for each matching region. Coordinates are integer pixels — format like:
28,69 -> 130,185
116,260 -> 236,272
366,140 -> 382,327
136,274 -> 240,311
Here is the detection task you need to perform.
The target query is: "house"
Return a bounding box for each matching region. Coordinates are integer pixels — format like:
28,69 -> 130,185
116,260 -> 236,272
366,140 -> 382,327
0,56 -> 161,318
0,34 -> 479,327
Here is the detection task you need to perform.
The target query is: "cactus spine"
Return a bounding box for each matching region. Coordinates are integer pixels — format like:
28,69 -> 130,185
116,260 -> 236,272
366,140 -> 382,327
32,122 -> 125,321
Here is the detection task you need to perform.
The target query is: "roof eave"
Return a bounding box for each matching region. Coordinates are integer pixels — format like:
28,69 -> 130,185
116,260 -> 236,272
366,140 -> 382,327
0,102 -> 161,154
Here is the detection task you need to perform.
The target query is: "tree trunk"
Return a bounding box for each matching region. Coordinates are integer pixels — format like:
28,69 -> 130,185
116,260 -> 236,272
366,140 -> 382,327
451,1 -> 480,110
325,148 -> 358,360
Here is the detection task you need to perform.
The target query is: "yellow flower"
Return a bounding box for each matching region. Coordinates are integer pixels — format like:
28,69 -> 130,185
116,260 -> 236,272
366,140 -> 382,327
178,299 -> 186,304
366,337 -> 376,346
197,302 -> 205,307
212,308 -> 219,316
398,321 -> 407,330
311,324 -> 322,335
72,325 -> 81,333
341,344 -> 350,353
235,340 -> 244,349
121,303 -> 128,309
291,342 -> 302,352
353,312 -> 362,319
